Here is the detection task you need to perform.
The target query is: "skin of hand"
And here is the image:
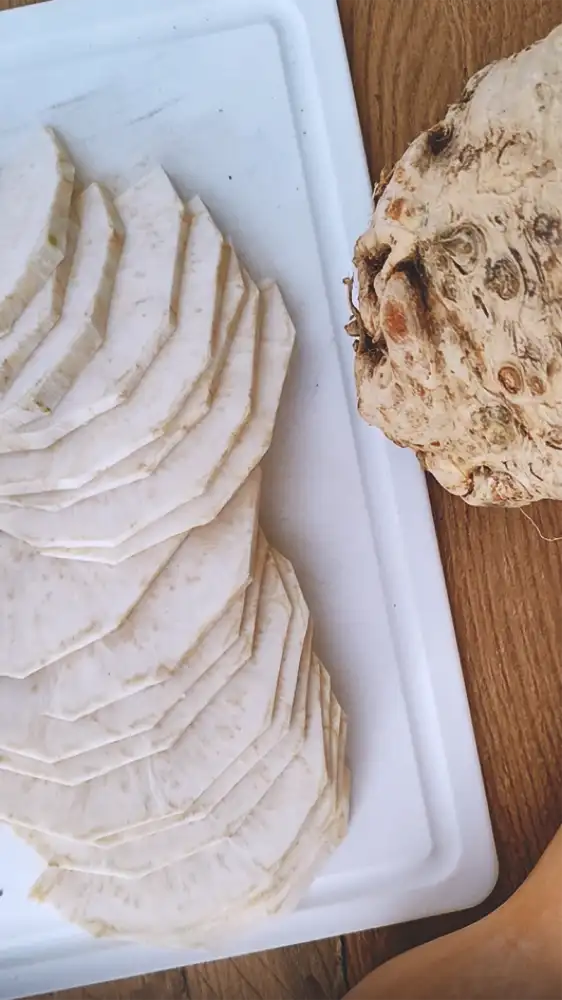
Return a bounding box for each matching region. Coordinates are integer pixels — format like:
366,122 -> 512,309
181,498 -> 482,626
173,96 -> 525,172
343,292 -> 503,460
343,825 -> 562,1000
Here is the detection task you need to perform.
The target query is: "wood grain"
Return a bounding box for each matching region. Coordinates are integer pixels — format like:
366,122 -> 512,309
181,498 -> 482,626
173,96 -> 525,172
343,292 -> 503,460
1,0 -> 561,997
339,0 -> 562,989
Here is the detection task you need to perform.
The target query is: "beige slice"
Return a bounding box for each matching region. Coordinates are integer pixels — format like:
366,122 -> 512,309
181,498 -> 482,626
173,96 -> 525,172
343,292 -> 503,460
0,184 -> 124,435
145,683 -> 346,948
189,696 -> 347,950
1,168 -> 186,452
31,841 -> 270,945
241,697 -> 348,925
0,536 -> 267,782
96,547 -> 310,848
5,471 -> 259,728
178,762 -> 349,951
0,282 -> 259,541
0,544 -> 291,840
0,128 -> 75,334
168,662 -> 348,946
5,210 -> 243,510
172,660 -> 340,946
0,530 -> 182,680
49,253 -> 248,497
14,606 -> 310,874
0,221 -> 75,395
30,282 -> 293,561
0,585 -> 247,764
29,666 -> 329,945
0,202 -> 240,494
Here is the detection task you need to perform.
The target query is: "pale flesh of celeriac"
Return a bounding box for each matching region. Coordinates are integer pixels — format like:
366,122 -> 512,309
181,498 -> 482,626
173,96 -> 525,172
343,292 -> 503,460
0,130 -> 348,951
0,128 -> 75,333
0,184 -> 124,431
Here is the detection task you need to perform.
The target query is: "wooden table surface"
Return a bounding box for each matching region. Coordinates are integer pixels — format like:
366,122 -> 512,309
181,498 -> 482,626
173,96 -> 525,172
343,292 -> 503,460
1,0 -> 561,996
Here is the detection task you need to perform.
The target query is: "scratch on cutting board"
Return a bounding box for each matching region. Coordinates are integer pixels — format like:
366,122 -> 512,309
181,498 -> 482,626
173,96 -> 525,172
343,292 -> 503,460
50,90 -> 98,110
129,96 -> 183,125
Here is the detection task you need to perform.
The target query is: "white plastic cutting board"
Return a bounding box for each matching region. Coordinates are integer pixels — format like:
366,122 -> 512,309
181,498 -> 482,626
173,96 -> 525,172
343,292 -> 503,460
0,0 -> 497,996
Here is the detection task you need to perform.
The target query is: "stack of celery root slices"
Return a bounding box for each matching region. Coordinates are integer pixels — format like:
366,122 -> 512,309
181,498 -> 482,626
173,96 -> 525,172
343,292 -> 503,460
0,129 -> 349,948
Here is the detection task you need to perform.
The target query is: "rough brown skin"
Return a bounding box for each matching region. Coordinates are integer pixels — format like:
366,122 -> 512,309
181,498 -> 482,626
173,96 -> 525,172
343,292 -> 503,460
351,25 -> 562,507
